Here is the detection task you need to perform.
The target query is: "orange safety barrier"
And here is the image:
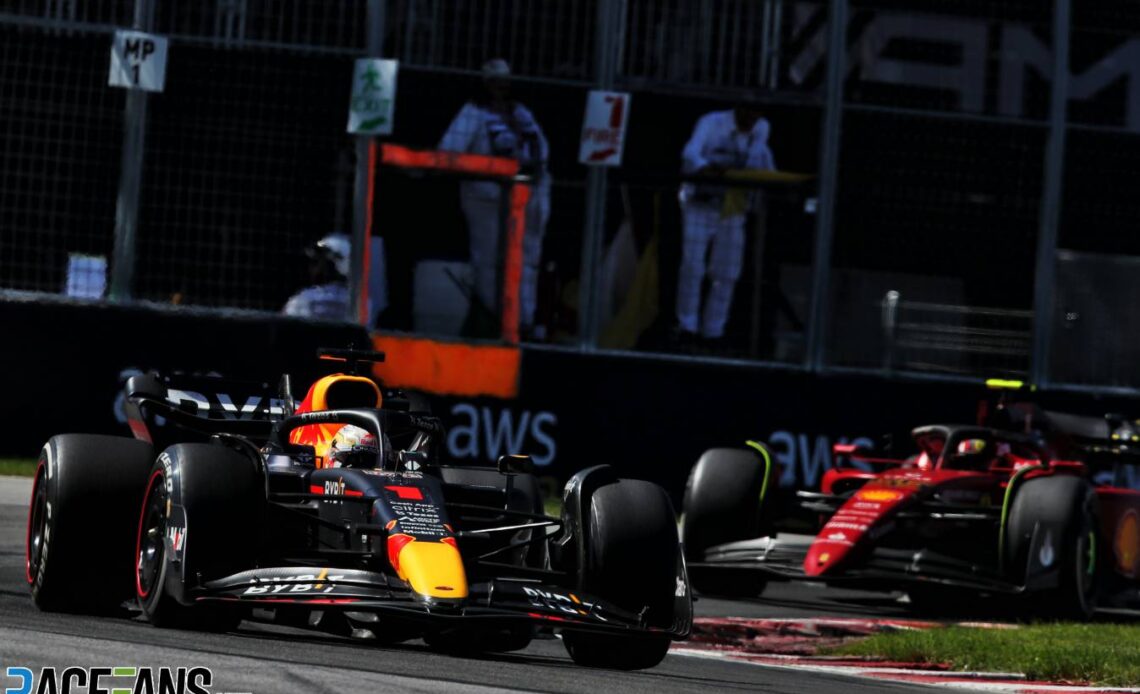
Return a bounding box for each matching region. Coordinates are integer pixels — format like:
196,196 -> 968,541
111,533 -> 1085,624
379,144 -> 521,178
501,183 -> 531,343
371,333 -> 520,399
371,144 -> 530,344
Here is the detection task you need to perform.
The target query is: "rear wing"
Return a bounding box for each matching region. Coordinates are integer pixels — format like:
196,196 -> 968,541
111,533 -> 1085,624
121,347 -> 394,446
996,404 -> 1140,463
123,371 -> 286,442
1046,410 -> 1140,462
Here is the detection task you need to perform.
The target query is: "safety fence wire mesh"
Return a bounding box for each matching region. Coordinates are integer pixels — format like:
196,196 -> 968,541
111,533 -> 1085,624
131,47 -> 356,311
0,19 -> 125,299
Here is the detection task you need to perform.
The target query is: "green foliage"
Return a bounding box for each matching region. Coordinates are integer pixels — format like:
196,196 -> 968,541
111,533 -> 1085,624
0,458 -> 36,476
833,623 -> 1140,686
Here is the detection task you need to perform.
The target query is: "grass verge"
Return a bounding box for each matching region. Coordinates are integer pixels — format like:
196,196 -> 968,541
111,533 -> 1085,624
543,497 -> 563,519
0,458 -> 36,477
832,623 -> 1140,686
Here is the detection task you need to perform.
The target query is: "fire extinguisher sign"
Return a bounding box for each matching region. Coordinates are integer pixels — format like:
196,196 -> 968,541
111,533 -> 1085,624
578,90 -> 631,167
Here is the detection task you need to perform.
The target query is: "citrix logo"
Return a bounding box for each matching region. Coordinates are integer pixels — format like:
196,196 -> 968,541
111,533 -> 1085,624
3,666 -> 220,694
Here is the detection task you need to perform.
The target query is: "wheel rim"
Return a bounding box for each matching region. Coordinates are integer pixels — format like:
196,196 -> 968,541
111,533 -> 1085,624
1074,496 -> 1098,612
1076,528 -> 1096,598
25,462 -> 48,585
135,471 -> 167,600
1085,530 -> 1097,577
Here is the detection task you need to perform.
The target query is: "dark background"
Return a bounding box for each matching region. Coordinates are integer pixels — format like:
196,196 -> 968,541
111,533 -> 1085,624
5,299 -> 1138,509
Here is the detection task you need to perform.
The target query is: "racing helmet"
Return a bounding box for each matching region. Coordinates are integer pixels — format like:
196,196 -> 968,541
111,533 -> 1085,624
307,233 -> 351,278
949,437 -> 990,470
328,424 -> 380,468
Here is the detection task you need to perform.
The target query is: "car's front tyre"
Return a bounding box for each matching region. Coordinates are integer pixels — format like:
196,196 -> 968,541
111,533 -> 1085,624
562,479 -> 678,670
681,447 -> 770,598
136,443 -> 257,631
1005,474 -> 1100,620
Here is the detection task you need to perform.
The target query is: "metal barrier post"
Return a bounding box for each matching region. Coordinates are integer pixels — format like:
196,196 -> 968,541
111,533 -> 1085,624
881,290 -> 900,371
748,192 -> 769,357
349,0 -> 386,325
804,0 -> 847,370
577,0 -> 625,348
109,0 -> 154,301
1029,0 -> 1071,387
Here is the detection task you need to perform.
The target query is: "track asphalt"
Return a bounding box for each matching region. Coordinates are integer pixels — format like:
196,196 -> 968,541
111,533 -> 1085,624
0,475 -> 948,693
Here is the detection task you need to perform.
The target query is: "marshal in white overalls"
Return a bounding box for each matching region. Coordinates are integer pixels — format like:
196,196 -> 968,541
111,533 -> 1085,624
677,110 -> 776,339
439,100 -> 550,330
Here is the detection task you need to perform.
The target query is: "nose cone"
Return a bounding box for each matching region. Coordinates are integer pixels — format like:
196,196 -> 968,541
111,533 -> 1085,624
803,485 -> 913,577
803,535 -> 855,577
389,536 -> 469,599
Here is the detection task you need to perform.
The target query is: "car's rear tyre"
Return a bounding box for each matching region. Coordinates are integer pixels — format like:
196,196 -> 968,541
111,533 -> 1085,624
562,479 -> 677,670
137,443 -> 257,631
26,435 -> 154,613
681,447 -> 769,598
1005,474 -> 1099,620
563,632 -> 672,671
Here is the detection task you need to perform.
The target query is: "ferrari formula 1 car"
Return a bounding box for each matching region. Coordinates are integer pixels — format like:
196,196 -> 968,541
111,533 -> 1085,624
26,349 -> 691,669
682,405 -> 1140,619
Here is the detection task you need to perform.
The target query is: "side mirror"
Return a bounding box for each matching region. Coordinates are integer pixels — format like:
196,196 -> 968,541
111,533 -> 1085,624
281,443 -> 317,468
126,372 -> 165,400
498,454 -> 535,476
398,450 -> 429,472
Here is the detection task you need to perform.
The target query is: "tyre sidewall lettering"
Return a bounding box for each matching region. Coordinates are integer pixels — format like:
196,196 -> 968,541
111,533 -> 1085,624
29,445 -> 55,599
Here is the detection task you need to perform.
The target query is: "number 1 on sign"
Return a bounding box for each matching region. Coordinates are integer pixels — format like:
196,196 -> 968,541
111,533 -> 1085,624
604,94 -> 625,128
108,30 -> 168,92
578,90 -> 631,166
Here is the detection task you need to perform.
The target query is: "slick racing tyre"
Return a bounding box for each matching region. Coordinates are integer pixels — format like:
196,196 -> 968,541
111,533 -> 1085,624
562,479 -> 678,670
1005,474 -> 1100,620
681,447 -> 769,598
27,435 -> 154,613
137,443 -> 258,631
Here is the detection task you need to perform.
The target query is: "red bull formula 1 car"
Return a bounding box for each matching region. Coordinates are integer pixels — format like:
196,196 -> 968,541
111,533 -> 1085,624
682,403 -> 1140,618
26,349 -> 691,669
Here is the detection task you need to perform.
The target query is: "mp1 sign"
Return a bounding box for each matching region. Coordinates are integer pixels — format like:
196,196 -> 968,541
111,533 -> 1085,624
578,90 -> 631,166
108,30 -> 168,92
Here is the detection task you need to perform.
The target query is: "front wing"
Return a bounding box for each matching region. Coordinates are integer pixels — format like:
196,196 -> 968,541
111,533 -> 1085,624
691,533 -> 1025,594
195,567 -> 690,638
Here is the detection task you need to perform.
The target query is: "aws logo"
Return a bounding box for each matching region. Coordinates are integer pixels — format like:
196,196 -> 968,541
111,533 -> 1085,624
446,404 -> 557,466
767,432 -> 876,488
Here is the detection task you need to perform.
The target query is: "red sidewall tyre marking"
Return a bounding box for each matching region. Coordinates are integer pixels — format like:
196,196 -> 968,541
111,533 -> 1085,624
24,460 -> 45,585
135,470 -> 164,600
